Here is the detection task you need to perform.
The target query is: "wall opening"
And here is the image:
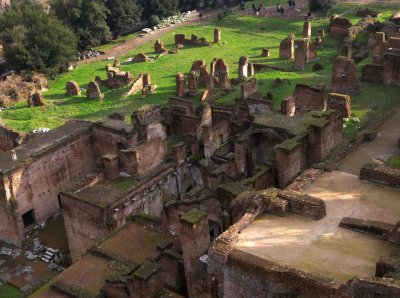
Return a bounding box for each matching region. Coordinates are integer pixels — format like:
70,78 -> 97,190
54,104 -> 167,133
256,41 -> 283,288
22,209 -> 35,228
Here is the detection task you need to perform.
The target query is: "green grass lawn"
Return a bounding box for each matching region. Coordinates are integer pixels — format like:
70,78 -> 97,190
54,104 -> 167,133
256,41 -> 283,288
0,283 -> 20,298
1,4 -> 399,133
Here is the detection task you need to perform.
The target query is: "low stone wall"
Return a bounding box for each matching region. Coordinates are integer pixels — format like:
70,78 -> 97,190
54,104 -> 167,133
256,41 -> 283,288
278,190 -> 326,220
360,164 -> 400,188
339,217 -> 393,240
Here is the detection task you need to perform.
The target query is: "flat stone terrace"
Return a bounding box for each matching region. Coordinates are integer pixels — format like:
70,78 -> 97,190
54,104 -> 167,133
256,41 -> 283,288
235,111 -> 400,283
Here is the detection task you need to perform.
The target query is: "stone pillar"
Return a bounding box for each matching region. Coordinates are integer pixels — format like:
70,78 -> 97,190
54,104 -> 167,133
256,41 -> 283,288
128,261 -> 163,298
143,73 -> 151,86
206,74 -> 215,91
102,154 -> 120,180
303,21 -> 312,39
188,71 -> 199,96
173,142 -> 187,165
214,28 -> 221,43
294,40 -> 307,70
180,208 -> 210,298
262,48 -> 269,57
238,56 -> 250,79
176,73 -> 186,97
218,72 -> 230,91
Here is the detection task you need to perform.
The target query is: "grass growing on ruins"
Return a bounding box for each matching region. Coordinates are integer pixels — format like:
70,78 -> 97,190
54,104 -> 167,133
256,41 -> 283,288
387,154 -> 400,170
1,4 -> 400,133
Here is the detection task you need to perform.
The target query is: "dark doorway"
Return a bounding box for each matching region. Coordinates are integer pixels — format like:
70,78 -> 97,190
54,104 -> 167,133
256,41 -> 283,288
22,209 -> 35,228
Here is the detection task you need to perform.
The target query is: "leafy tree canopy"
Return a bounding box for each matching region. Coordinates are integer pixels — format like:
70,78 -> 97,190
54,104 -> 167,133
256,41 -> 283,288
51,0 -> 111,49
0,3 -> 77,77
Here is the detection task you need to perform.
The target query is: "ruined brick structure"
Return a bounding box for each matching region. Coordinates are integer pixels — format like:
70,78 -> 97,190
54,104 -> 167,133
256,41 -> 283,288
327,92 -> 351,118
238,56 -> 254,79
27,92 -> 45,107
362,32 -> 400,85
329,15 -> 352,39
279,34 -> 295,59
133,52 -> 148,62
87,81 -> 103,99
103,65 -> 133,89
154,39 -> 168,54
214,28 -> 221,43
331,56 -> 360,95
281,84 -> 325,116
66,81 -> 81,96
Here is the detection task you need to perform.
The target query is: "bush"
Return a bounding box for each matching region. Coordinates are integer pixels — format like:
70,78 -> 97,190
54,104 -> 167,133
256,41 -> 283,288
308,0 -> 336,12
149,15 -> 161,26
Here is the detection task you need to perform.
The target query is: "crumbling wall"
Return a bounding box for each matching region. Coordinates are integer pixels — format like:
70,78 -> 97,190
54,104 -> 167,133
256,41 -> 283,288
0,124 -> 24,152
0,123 -> 96,246
307,111 -> 343,165
131,138 -> 167,177
60,192 -> 106,261
221,250 -> 347,297
293,84 -> 325,114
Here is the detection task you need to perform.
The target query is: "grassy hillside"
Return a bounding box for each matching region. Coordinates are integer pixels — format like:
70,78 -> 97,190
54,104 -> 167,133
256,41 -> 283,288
1,4 -> 399,133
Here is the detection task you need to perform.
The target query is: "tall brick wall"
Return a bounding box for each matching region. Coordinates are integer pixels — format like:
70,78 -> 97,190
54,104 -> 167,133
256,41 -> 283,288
0,127 -> 96,246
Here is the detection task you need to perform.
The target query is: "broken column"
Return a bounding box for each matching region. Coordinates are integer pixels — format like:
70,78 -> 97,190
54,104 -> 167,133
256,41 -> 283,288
238,56 -> 254,79
303,21 -> 312,39
214,28 -> 221,43
262,48 -> 270,57
176,73 -> 186,97
294,40 -> 307,70
187,71 -> 199,96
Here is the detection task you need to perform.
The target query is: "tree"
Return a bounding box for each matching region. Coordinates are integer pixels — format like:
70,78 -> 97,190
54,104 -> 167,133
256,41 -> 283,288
139,0 -> 179,19
51,0 -> 111,49
308,0 -> 336,12
105,0 -> 143,37
0,4 -> 77,77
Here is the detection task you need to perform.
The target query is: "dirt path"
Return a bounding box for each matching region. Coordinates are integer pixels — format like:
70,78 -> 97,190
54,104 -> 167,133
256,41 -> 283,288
74,10 -> 220,66
238,0 -> 312,20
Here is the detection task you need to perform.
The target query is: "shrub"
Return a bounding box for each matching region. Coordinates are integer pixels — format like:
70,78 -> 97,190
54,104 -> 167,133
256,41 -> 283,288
309,0 -> 336,12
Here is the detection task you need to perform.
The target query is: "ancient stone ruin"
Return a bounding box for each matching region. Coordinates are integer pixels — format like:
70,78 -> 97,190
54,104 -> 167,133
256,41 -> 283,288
125,73 -> 153,97
214,28 -> 221,43
294,39 -> 317,70
87,81 -> 103,100
154,39 -> 168,54
187,71 -> 199,96
331,56 -> 360,95
175,73 -> 186,97
66,81 -> 81,96
133,53 -> 148,62
327,92 -> 351,118
303,21 -> 312,39
262,48 -> 270,57
329,15 -> 352,39
279,34 -> 295,59
238,56 -> 254,79
98,65 -> 134,89
27,92 -> 45,107
174,33 -> 211,47
362,31 -> 400,85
